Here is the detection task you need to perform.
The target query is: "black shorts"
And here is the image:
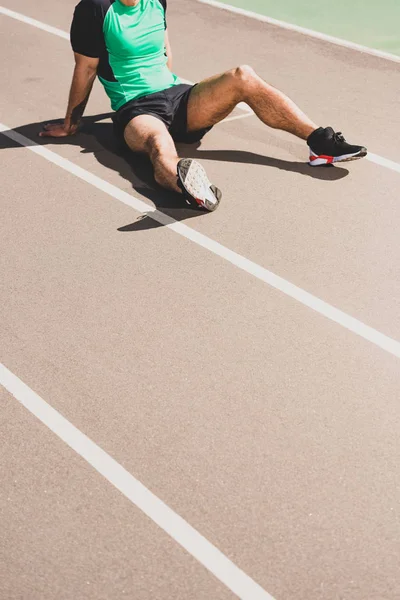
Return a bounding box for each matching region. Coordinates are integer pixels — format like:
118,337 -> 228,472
112,83 -> 212,146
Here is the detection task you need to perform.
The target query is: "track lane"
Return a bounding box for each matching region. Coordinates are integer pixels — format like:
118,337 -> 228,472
0,386 -> 235,600
2,136 -> 400,600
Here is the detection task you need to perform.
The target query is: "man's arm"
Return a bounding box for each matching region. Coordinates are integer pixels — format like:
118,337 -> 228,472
165,30 -> 173,71
40,53 -> 98,138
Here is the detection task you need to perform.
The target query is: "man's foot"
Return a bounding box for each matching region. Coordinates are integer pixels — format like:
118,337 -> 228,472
177,159 -> 222,212
308,127 -> 367,166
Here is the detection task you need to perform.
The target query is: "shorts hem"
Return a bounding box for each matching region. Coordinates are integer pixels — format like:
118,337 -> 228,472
112,84 -> 212,147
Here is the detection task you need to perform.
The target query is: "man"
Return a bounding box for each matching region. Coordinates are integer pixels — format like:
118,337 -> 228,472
40,0 -> 367,211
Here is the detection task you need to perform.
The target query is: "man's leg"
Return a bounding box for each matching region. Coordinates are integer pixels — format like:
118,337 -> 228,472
123,114 -> 221,210
187,65 -> 317,139
124,114 -> 182,193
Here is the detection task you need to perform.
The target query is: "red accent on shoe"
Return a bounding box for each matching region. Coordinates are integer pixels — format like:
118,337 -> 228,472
310,154 -> 334,164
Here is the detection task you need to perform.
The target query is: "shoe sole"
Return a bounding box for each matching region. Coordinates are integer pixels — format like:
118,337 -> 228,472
309,148 -> 368,166
177,159 -> 222,212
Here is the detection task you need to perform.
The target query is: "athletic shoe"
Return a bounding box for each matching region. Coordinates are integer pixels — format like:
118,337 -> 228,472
308,127 -> 367,166
177,158 -> 222,212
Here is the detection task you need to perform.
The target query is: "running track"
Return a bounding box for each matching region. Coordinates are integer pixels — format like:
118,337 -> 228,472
1,1 -> 400,599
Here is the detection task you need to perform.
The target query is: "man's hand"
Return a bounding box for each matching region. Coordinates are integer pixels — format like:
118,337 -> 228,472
39,53 -> 98,139
39,121 -> 78,138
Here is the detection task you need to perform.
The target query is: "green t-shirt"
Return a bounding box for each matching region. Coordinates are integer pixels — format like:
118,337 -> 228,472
71,0 -> 181,110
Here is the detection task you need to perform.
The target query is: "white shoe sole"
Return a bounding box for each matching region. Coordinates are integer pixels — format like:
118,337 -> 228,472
308,148 -> 367,166
177,159 -> 221,212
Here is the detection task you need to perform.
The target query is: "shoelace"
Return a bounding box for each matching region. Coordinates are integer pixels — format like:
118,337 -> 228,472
333,131 -> 346,144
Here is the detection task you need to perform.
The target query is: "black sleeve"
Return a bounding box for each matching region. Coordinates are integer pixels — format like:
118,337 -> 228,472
70,0 -> 103,58
159,0 -> 167,29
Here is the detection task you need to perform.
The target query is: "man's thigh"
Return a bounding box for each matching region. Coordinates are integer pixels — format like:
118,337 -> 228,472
123,115 -> 177,156
186,69 -> 241,132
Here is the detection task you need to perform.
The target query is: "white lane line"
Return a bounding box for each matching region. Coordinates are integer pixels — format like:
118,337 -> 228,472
0,363 -> 275,600
2,122 -> 400,361
0,5 -> 69,39
236,102 -> 253,114
367,152 -> 400,175
1,5 -> 400,176
197,0 -> 400,65
221,112 -> 254,123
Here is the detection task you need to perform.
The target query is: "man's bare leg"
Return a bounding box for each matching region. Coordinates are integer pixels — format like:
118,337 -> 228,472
124,114 -> 182,193
124,114 -> 221,210
187,65 -> 317,139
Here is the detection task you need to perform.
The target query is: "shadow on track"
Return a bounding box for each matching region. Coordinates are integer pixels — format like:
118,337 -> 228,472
0,113 -> 349,232
180,147 -> 350,180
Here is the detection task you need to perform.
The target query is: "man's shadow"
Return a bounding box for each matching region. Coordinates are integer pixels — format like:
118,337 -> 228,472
1,113 -> 349,232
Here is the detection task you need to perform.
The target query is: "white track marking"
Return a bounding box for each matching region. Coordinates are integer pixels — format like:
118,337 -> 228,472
0,6 -> 69,39
236,102 -> 253,114
1,5 -> 400,176
197,0 -> 400,64
0,363 -> 275,600
367,152 -> 400,174
2,122 -> 400,360
221,113 -> 254,123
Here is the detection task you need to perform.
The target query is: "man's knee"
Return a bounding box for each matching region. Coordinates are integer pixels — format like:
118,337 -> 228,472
232,64 -> 256,86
